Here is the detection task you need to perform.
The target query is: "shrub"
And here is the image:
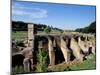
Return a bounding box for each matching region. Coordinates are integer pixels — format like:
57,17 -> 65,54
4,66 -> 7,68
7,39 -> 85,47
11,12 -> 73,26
35,49 -> 48,72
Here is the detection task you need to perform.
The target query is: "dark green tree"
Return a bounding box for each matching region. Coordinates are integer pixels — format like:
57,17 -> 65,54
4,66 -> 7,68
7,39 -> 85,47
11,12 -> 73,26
75,21 -> 96,33
44,26 -> 51,34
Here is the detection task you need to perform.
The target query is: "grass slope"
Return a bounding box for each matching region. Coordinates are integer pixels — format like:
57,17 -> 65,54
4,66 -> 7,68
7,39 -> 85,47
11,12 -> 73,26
47,54 -> 96,72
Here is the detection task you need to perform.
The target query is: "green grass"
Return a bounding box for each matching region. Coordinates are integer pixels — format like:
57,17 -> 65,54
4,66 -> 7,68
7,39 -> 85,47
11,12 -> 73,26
47,54 -> 96,72
12,66 -> 25,75
12,31 -> 28,41
12,31 -> 61,41
69,54 -> 96,71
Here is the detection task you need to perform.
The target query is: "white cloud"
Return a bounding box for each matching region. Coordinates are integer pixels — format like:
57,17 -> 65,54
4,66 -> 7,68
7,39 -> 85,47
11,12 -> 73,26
30,8 -> 47,18
12,3 -> 48,19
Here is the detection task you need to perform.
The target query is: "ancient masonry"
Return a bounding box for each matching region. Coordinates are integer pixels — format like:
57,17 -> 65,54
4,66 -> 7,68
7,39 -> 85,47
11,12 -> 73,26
28,23 -> 44,49
28,23 -> 35,50
27,23 -> 55,66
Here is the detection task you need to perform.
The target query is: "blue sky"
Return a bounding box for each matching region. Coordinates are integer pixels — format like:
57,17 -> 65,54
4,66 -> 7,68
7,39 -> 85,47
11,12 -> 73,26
12,0 -> 96,30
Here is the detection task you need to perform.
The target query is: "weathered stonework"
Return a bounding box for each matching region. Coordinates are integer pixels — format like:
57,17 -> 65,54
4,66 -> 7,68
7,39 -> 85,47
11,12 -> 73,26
28,23 -> 35,49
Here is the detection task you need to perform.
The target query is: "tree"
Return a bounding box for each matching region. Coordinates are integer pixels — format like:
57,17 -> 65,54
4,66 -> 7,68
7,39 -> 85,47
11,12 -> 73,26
75,28 -> 83,32
75,21 -> 96,33
44,26 -> 51,34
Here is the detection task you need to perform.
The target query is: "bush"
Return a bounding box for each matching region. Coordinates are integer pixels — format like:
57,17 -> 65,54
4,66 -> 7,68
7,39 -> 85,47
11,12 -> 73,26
35,49 -> 48,72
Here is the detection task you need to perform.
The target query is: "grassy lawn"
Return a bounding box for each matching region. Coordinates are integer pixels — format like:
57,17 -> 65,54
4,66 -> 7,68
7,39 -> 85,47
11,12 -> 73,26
12,31 -> 28,41
12,31 -> 61,40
